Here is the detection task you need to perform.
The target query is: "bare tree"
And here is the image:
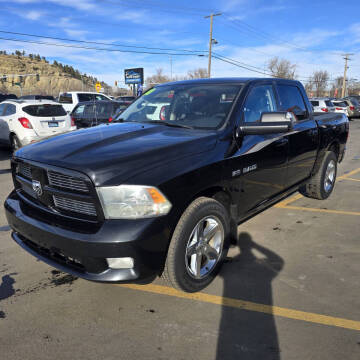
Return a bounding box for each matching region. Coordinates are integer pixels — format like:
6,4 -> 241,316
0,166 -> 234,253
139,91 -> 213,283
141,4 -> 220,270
187,68 -> 208,79
146,68 -> 170,86
309,70 -> 329,97
267,57 -> 297,79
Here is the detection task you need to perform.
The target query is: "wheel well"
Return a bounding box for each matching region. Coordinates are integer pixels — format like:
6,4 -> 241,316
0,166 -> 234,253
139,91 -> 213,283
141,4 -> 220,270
191,187 -> 232,214
328,142 -> 340,160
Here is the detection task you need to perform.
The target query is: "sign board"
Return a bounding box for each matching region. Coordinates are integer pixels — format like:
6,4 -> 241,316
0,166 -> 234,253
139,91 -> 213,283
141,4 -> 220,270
95,82 -> 102,92
124,68 -> 144,85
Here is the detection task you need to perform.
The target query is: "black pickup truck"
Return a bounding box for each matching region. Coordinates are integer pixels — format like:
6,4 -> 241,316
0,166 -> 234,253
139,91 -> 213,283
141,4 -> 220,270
4,78 -> 349,292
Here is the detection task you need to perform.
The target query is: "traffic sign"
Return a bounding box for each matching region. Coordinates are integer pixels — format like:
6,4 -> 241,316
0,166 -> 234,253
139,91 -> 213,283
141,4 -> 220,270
95,82 -> 102,92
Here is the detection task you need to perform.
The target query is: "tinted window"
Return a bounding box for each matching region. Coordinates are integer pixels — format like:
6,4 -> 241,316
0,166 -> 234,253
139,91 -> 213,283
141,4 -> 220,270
94,94 -> 108,101
333,101 -> 347,107
350,98 -> 359,106
73,104 -> 85,116
4,104 -> 16,116
310,100 -> 319,106
325,100 -> 334,107
243,85 -> 277,123
23,104 -> 67,117
59,94 -> 73,104
84,104 -> 95,117
117,84 -> 241,129
78,94 -> 94,102
277,85 -> 307,120
0,103 -> 6,115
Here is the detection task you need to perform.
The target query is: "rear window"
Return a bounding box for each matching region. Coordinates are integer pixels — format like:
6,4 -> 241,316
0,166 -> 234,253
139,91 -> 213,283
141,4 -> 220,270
310,101 -> 319,106
325,100 -> 334,107
59,94 -> 73,104
95,103 -> 114,116
333,101 -> 347,107
23,104 -> 67,117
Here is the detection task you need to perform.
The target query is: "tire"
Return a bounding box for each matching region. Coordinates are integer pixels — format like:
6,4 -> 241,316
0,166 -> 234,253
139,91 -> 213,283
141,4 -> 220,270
162,197 -> 230,292
299,151 -> 337,200
10,134 -> 22,152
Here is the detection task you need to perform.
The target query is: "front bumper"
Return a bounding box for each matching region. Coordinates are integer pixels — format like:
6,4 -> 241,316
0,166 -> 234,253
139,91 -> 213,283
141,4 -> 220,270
4,190 -> 172,283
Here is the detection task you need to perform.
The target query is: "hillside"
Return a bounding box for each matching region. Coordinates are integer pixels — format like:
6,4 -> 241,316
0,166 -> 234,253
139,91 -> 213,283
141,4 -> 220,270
0,51 -> 110,97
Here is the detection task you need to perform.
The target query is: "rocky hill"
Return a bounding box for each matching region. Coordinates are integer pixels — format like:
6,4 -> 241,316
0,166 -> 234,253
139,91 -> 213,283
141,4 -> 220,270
0,51 -> 110,97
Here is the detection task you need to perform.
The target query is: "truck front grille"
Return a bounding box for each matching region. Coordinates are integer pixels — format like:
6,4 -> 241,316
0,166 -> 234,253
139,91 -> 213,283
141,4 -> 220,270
18,162 -> 32,179
53,195 -> 97,217
48,170 -> 89,193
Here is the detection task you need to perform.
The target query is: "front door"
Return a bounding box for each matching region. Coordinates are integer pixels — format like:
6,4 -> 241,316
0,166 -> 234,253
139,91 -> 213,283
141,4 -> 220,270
230,83 -> 289,218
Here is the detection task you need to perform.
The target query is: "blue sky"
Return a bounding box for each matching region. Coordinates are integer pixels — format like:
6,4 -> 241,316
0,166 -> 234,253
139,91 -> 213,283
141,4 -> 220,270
0,0 -> 359,87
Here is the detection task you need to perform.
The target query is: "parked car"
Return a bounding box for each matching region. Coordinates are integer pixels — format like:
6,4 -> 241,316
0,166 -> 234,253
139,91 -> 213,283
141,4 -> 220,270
0,93 -> 17,102
5,78 -> 349,293
19,95 -> 55,101
115,95 -> 135,105
332,100 -> 349,117
342,97 -> 360,119
0,100 -> 76,151
71,100 -> 127,128
58,91 -> 113,113
309,98 -> 335,113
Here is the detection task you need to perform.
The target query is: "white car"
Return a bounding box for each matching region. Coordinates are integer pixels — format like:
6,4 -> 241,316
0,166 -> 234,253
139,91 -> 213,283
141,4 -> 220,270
58,91 -> 113,113
0,100 -> 76,151
332,100 -> 349,117
310,98 -> 335,113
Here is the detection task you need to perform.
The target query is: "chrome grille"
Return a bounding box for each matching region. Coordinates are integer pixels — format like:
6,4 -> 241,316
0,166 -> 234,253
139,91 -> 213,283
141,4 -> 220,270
48,170 -> 89,193
18,162 -> 32,179
53,195 -> 97,216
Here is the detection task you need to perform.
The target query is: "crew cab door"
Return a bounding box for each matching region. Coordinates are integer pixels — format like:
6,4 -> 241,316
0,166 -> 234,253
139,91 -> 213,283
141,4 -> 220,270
275,84 -> 318,187
231,83 -> 289,217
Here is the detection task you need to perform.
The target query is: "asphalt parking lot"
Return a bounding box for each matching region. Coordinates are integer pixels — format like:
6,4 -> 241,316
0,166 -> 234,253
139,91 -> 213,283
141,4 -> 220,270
0,121 -> 359,360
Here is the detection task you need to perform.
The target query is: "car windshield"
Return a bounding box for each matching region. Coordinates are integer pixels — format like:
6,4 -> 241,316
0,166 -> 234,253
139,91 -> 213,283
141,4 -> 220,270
114,84 -> 242,129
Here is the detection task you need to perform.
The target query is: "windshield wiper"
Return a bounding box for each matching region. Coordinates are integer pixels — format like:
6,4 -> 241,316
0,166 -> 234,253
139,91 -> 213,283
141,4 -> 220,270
140,120 -> 193,129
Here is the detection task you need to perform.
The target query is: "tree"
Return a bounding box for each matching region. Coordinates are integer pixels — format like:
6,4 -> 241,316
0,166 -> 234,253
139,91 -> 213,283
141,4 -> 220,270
309,70 -> 329,97
187,68 -> 208,79
268,57 -> 297,79
146,68 -> 170,85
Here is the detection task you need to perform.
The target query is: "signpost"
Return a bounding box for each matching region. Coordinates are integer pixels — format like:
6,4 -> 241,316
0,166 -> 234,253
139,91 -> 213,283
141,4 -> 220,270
95,82 -> 102,92
124,68 -> 144,97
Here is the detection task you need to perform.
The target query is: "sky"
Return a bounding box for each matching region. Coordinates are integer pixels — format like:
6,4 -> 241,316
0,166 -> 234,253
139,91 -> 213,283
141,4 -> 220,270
0,0 -> 359,88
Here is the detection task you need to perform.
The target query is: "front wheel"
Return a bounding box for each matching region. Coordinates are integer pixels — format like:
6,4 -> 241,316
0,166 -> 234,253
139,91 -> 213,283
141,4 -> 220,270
162,197 -> 230,292
299,151 -> 337,200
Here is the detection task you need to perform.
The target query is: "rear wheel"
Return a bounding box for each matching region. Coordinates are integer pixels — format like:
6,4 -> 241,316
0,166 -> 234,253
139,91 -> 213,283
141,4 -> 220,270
10,134 -> 22,152
162,197 -> 230,292
299,151 -> 337,200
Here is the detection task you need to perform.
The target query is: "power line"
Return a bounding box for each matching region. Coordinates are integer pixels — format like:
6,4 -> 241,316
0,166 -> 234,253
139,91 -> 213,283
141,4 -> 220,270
0,30 -> 207,54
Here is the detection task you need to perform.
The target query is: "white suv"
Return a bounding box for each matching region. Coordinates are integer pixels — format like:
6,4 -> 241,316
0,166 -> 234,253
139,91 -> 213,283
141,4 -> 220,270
310,98 -> 335,113
58,91 -> 112,113
0,100 -> 76,151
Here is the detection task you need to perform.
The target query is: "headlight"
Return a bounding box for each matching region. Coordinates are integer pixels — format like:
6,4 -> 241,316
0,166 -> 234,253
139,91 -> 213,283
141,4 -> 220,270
96,185 -> 172,219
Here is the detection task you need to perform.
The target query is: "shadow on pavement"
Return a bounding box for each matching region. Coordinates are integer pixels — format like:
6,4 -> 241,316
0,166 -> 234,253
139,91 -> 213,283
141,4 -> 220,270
0,274 -> 17,301
216,232 -> 284,360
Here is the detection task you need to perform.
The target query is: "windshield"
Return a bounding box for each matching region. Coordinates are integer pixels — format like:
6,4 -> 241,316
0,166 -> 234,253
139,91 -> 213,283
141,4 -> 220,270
115,84 -> 242,129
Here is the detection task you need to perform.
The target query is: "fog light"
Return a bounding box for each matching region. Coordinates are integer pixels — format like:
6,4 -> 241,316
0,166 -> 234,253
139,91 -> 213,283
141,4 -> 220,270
106,257 -> 134,269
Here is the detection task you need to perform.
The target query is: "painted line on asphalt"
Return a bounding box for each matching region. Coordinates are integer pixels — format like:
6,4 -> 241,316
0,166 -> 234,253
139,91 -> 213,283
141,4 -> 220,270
120,284 -> 360,331
274,193 -> 303,208
341,177 -> 360,182
338,167 -> 360,180
279,205 -> 360,216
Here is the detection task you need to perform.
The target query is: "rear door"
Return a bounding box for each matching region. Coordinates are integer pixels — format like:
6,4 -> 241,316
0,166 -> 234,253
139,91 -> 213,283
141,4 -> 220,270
0,103 -> 10,144
276,83 -> 318,187
22,104 -> 71,136
231,82 -> 289,217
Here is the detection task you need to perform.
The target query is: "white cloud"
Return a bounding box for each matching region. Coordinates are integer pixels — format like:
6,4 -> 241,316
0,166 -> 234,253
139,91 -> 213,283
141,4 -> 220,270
23,10 -> 44,20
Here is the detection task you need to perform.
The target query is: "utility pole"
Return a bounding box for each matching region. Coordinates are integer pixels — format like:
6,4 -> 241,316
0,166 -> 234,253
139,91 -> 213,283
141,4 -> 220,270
205,13 -> 222,78
341,53 -> 353,98
169,56 -> 173,81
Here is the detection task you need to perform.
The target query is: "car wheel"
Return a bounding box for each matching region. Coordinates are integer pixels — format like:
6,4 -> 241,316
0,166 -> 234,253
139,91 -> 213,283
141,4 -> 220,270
162,197 -> 230,292
10,134 -> 22,152
299,151 -> 337,200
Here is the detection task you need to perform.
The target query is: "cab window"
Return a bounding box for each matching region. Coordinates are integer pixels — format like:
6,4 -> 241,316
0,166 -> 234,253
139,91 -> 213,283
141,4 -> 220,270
277,85 -> 307,120
243,85 -> 277,123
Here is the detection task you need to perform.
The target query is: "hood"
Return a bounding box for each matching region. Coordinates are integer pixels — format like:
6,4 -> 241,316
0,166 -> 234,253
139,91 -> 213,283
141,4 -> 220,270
16,122 -> 218,186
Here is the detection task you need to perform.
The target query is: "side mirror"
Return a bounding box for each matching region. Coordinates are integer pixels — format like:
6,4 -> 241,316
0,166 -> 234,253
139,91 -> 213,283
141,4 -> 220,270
237,112 -> 295,136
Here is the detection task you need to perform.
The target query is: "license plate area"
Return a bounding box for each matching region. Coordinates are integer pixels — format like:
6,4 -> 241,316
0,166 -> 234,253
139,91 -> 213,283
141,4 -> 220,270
48,122 -> 59,127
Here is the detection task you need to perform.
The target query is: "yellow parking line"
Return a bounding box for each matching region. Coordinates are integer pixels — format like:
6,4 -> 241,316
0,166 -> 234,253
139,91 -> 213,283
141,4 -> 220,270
120,284 -> 360,331
338,167 -> 360,180
281,205 -> 360,216
274,193 -> 303,208
341,177 -> 360,182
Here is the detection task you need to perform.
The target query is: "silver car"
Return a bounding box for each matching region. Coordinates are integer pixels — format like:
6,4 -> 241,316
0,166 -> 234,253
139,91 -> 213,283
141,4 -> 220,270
310,98 -> 335,113
342,97 -> 360,119
332,100 -> 349,117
